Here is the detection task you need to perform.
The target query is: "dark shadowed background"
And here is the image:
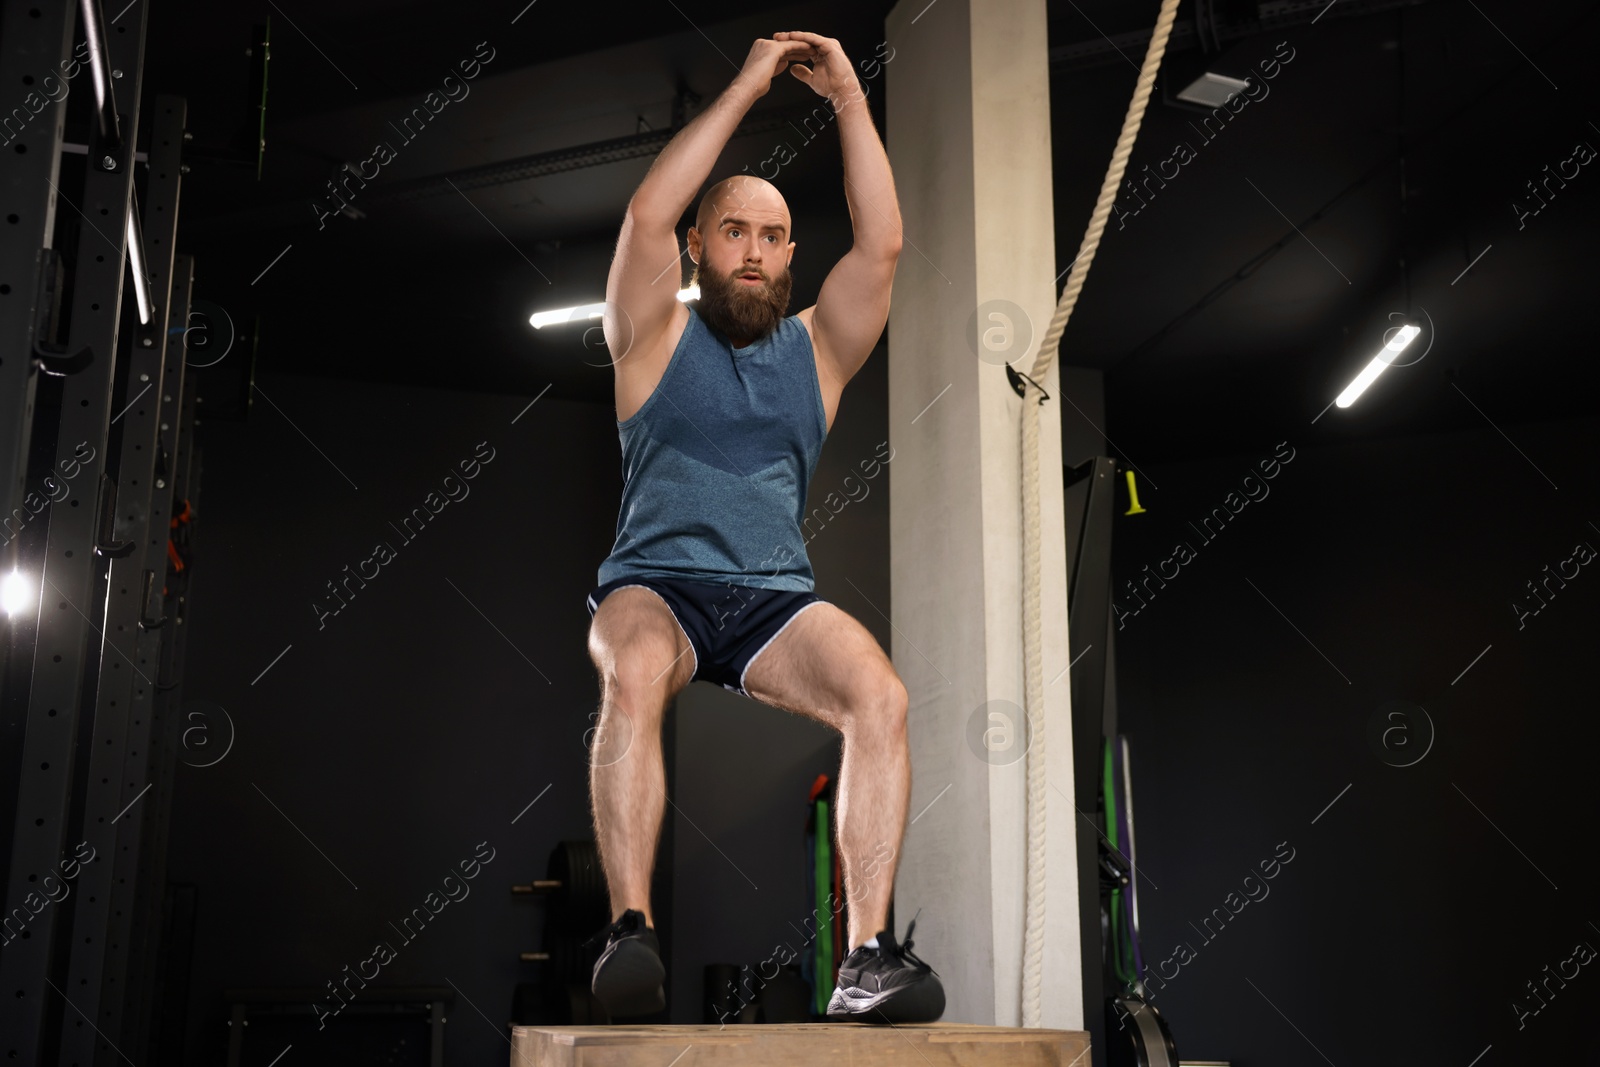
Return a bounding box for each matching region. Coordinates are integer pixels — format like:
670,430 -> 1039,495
95,0 -> 1600,1062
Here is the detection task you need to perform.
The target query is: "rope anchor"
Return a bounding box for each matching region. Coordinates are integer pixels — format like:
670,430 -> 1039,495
1005,363 -> 1051,405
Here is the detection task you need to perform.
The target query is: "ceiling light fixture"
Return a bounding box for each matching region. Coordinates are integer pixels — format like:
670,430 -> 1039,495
1335,12 -> 1423,414
528,286 -> 700,329
1175,71 -> 1250,108
2,570 -> 33,617
1335,324 -> 1420,408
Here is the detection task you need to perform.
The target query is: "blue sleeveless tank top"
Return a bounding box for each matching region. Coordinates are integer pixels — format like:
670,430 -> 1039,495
597,304 -> 829,591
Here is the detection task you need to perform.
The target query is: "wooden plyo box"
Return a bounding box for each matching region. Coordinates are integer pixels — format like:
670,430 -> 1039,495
510,1023 -> 1092,1067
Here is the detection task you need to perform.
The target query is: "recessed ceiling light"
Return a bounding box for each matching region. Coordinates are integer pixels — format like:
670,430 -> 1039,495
1175,72 -> 1251,109
2,570 -> 32,616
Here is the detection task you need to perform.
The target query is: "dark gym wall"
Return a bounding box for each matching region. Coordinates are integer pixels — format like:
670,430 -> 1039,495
1108,414 -> 1600,1065
168,375 -> 626,1065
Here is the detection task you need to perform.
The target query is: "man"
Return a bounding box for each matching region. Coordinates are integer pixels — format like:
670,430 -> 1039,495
581,32 -> 943,1025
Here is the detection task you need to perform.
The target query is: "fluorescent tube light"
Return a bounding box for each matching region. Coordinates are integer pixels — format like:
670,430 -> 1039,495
1335,325 -> 1421,408
528,286 -> 701,329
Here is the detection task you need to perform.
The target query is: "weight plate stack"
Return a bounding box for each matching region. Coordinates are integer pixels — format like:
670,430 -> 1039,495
536,840 -> 610,1023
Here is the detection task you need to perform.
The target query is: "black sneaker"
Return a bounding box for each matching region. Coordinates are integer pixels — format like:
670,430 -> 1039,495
584,908 -> 666,1017
825,914 -> 945,1023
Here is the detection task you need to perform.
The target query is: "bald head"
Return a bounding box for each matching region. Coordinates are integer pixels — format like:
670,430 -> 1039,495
694,175 -> 791,244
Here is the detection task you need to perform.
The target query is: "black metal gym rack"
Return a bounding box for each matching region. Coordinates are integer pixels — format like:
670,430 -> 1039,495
1065,457 -> 1177,1067
1,2 -> 203,1064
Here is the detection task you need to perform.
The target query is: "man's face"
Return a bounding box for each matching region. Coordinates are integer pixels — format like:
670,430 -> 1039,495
689,194 -> 794,345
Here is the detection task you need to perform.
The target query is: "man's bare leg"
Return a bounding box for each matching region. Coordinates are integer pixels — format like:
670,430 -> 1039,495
588,689 -> 665,926
744,601 -> 943,1024
587,587 -> 694,928
742,602 -> 911,949
834,683 -> 911,948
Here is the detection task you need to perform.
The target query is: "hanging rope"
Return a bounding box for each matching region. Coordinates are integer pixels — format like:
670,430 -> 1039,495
1019,0 -> 1185,1028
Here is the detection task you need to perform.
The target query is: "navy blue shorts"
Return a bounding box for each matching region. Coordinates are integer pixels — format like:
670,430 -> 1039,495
586,575 -> 827,698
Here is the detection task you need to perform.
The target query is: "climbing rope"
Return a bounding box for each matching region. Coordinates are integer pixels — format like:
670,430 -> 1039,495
1020,0 -> 1185,1028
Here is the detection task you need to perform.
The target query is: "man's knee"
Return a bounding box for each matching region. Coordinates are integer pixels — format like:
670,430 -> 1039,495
603,657 -> 679,712
600,624 -> 690,707
882,673 -> 908,729
590,596 -> 689,701
850,668 -> 907,733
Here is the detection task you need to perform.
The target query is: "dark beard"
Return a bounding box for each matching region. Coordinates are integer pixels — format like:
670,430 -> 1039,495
691,261 -> 793,346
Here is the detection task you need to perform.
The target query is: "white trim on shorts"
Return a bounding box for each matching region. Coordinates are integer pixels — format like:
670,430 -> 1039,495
737,599 -> 827,696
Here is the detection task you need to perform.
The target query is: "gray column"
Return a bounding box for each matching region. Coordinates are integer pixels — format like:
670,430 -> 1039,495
886,0 -> 1083,1028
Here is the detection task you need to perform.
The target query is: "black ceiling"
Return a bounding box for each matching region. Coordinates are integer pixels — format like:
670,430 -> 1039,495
130,0 -> 1600,462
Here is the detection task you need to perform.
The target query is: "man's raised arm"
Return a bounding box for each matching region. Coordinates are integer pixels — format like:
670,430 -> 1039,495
782,31 -> 903,389
605,38 -> 815,364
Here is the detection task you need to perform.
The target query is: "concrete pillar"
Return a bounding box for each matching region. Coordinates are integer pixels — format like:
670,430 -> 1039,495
885,0 -> 1082,1029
